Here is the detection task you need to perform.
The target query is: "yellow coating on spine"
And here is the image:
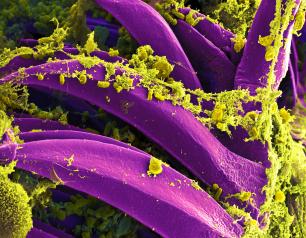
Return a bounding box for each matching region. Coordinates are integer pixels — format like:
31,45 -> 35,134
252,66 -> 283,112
231,34 -> 246,53
2,11 -> 304,236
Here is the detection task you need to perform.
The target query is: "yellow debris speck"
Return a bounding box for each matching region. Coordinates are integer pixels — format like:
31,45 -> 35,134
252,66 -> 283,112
78,74 -> 87,85
30,129 -> 42,133
97,81 -> 110,88
275,190 -> 286,203
37,73 -> 44,81
239,191 -> 252,202
191,180 -> 202,191
211,104 -> 226,122
64,154 -> 74,167
59,74 -> 65,85
231,34 -> 246,53
108,48 -> 119,57
147,157 -> 163,176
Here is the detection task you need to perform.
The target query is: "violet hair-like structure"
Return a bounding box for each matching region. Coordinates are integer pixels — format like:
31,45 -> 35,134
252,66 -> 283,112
0,59 -> 267,209
235,0 -> 302,92
95,0 -> 202,90
0,138 -> 243,237
0,0 -> 305,237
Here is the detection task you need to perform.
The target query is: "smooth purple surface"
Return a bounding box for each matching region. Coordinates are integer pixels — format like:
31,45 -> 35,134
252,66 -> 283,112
0,140 -> 243,238
213,127 -> 269,166
235,0 -> 301,93
94,0 -> 202,90
13,117 -> 84,132
0,60 -> 267,209
173,19 -> 236,92
20,130 -> 145,155
0,56 -> 43,77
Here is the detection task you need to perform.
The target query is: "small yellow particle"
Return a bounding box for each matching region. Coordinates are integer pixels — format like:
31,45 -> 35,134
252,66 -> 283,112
30,129 -> 42,133
78,74 -> 87,85
169,182 -> 175,187
147,157 -> 163,176
147,90 -> 153,101
249,127 -> 259,138
64,154 -> 74,167
164,12 -> 178,25
154,92 -> 165,101
113,82 -> 123,93
191,180 -> 202,191
231,34 -> 246,53
59,74 -> 65,85
37,73 -> 44,81
211,183 -> 222,200
211,105 -> 225,122
212,183 -> 219,190
214,188 -> 223,200
78,174 -> 86,179
97,81 -> 110,88
238,191 -> 252,202
108,48 -> 119,57
171,10 -> 185,20
275,190 -> 286,203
